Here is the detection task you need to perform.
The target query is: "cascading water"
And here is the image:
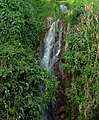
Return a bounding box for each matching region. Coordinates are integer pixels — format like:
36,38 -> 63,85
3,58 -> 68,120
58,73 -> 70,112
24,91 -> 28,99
40,20 -> 63,120
40,5 -> 68,120
40,19 -> 63,75
40,4 -> 67,74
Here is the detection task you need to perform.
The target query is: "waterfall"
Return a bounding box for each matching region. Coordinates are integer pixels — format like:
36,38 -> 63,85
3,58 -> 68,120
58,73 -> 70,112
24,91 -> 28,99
39,4 -> 68,120
40,19 -> 63,75
40,19 -> 63,120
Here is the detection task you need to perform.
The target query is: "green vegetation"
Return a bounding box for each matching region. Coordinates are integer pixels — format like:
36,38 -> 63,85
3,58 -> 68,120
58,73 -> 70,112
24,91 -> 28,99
0,0 -> 57,119
62,1 -> 99,120
0,0 -> 99,120
47,0 -> 98,120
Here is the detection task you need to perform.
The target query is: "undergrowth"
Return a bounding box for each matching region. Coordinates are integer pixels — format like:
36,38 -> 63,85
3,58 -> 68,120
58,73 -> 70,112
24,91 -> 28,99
0,0 -> 57,119
63,3 -> 99,120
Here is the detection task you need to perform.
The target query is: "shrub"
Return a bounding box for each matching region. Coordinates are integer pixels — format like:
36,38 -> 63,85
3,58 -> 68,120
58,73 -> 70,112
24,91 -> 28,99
0,0 -> 57,119
62,2 -> 99,119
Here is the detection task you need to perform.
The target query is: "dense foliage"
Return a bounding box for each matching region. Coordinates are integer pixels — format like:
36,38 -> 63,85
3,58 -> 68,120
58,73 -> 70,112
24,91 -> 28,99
0,0 -> 99,119
0,0 -> 57,119
62,1 -> 99,120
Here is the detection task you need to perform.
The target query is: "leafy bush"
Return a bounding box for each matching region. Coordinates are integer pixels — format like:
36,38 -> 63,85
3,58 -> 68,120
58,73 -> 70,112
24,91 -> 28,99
63,5 -> 99,120
0,0 -> 57,119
